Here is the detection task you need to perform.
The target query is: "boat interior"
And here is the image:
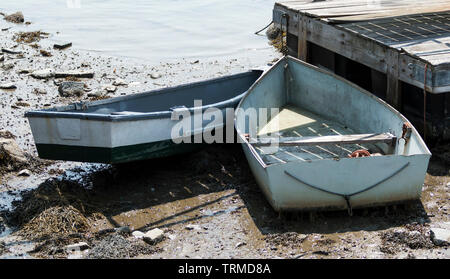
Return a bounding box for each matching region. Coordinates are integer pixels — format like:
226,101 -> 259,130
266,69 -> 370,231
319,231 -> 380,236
252,105 -> 396,166
235,57 -> 427,166
62,70 -> 263,115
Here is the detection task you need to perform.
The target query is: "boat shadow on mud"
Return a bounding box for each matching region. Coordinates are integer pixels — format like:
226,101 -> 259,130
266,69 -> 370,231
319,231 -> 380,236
3,143 -> 434,244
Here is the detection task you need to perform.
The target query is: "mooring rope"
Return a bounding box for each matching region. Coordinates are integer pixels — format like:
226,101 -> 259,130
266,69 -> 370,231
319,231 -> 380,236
255,20 -> 274,35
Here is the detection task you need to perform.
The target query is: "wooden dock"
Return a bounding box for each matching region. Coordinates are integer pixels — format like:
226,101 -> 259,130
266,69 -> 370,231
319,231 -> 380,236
272,0 -> 450,140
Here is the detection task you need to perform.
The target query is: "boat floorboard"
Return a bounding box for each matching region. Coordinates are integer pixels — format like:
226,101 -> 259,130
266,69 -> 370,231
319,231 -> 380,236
254,105 -> 385,165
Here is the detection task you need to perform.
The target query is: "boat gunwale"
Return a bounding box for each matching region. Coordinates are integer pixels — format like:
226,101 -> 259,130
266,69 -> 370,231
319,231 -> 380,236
24,70 -> 263,122
234,56 -> 431,170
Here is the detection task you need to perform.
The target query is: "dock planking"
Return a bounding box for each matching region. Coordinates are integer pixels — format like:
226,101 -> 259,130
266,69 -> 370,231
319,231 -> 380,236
273,0 -> 450,140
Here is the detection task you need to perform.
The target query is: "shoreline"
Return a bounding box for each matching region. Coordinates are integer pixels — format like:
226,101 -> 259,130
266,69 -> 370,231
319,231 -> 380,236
1,12 -> 449,259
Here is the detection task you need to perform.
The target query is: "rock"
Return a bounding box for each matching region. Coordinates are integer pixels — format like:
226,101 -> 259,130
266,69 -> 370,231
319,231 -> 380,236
53,79 -> 63,86
113,78 -> 128,86
430,224 -> 450,246
54,71 -> 94,79
150,72 -> 161,79
1,63 -> 14,71
1,48 -> 22,55
0,55 -> 4,62
58,81 -> 85,97
128,82 -> 141,87
167,234 -> 176,240
190,60 -> 199,64
0,83 -> 16,89
17,169 -> 31,176
17,69 -> 32,74
185,224 -> 201,231
40,49 -> 52,57
87,91 -> 104,98
15,101 -> 30,107
65,242 -> 90,252
103,85 -> 117,93
132,230 -> 145,239
53,42 -> 72,50
0,130 -> 15,139
143,228 -> 164,245
0,135 -> 28,169
115,226 -> 131,234
235,242 -> 246,248
31,68 -> 55,79
4,12 -> 25,23
33,88 -> 47,95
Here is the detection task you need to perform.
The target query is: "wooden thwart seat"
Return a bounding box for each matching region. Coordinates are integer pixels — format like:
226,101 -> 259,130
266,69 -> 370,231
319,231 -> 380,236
252,133 -> 397,147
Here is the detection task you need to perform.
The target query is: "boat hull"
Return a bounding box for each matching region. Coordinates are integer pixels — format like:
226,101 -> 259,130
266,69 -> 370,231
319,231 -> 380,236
35,140 -> 204,164
235,56 -> 431,212
242,144 -> 429,212
26,70 -> 262,163
28,110 -> 220,164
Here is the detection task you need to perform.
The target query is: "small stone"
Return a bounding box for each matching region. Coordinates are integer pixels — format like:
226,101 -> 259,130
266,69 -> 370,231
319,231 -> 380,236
65,242 -> 89,252
0,83 -> 16,89
58,81 -> 85,97
31,68 -> 55,79
167,234 -> 176,240
17,69 -> 32,74
103,85 -> 117,93
235,242 -> 246,248
0,136 -> 28,167
15,101 -> 30,107
1,48 -> 22,55
17,169 -> 31,176
54,71 -> 94,79
150,72 -> 161,79
128,82 -> 141,87
115,226 -> 131,234
112,78 -> 128,86
33,88 -> 47,95
143,228 -> 164,244
53,42 -> 72,50
431,227 -> 450,246
87,91 -> 104,98
190,60 -> 199,64
132,231 -> 145,239
185,224 -> 201,231
4,12 -> 25,23
0,55 -> 4,62
1,63 -> 14,71
40,49 -> 52,57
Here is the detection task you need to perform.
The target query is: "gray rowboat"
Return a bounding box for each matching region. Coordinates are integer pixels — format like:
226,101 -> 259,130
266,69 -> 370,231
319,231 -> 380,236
25,70 -> 262,163
235,56 -> 431,213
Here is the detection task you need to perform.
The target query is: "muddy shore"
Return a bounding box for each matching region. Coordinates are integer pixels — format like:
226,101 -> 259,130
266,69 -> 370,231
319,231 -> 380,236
1,13 -> 449,259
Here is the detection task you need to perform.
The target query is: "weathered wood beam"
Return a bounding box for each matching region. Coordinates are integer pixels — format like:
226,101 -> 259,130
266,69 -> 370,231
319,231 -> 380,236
252,133 -> 397,147
297,13 -> 308,61
386,49 -> 402,110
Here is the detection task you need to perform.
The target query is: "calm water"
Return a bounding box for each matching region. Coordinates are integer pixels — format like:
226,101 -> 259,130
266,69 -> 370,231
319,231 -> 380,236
1,0 -> 276,62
